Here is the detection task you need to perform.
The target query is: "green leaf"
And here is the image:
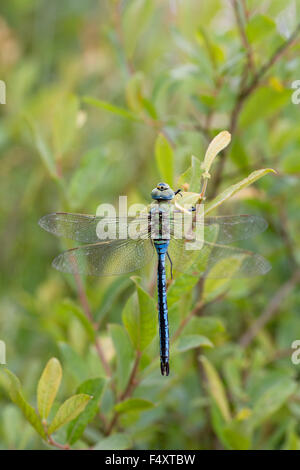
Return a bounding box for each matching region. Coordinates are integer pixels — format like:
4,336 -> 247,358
94,433 -> 132,450
122,278 -> 157,352
1,369 -> 46,439
68,148 -> 110,209
109,324 -> 134,392
178,155 -> 203,192
126,72 -> 157,119
37,357 -> 62,421
203,256 -> 244,301
222,419 -> 252,450
249,378 -> 297,429
83,96 -> 141,122
167,272 -> 199,307
67,378 -> 106,445
114,398 -> 155,414
58,342 -> 89,382
223,358 -> 248,402
59,299 -> 95,342
205,168 -> 276,214
246,14 -> 276,44
48,394 -> 91,435
177,334 -> 213,352
183,316 -> 225,341
52,94 -> 79,158
123,0 -> 155,56
200,356 -> 231,422
280,149 -> 300,174
24,116 -> 57,178
240,87 -> 290,127
96,277 -> 132,322
155,133 -> 174,187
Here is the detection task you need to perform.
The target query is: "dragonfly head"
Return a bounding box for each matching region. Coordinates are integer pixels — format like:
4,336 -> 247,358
151,182 -> 175,201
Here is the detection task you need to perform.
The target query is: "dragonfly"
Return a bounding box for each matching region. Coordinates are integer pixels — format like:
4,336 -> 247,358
39,182 -> 271,376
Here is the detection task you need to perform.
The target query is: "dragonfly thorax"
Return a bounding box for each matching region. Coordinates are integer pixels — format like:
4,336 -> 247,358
151,182 -> 175,201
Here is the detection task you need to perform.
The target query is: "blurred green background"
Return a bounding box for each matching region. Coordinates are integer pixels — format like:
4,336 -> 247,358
0,0 -> 300,450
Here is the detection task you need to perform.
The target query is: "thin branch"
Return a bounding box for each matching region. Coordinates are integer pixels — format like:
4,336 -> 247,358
104,350 -> 141,436
211,22 -> 300,196
73,270 -> 94,323
239,269 -> 300,347
241,22 -> 300,100
73,266 -> 113,380
104,411 -> 120,437
43,422 -> 70,450
47,435 -> 70,450
120,350 -> 142,401
231,0 -> 255,73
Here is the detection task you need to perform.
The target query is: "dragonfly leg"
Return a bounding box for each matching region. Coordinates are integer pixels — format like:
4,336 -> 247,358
174,189 -> 183,197
167,251 -> 173,279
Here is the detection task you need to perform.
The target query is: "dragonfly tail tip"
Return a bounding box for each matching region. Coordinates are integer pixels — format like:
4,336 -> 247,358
160,361 -> 169,376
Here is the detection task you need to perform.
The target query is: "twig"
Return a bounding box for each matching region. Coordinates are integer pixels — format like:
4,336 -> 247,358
47,435 -> 70,450
73,270 -> 94,323
240,22 -> 300,100
72,263 -> 113,380
120,350 -> 142,401
231,0 -> 255,73
239,269 -> 300,347
104,350 -> 142,436
43,422 -> 70,450
104,411 -> 120,437
172,292 -> 227,343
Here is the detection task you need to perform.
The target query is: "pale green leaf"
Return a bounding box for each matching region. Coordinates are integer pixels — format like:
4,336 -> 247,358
83,96 -> 141,122
48,394 -> 91,434
59,299 -> 95,341
122,278 -> 157,352
37,357 -> 62,421
114,398 -> 155,414
177,334 -> 213,351
249,378 -> 297,429
205,168 -> 276,214
177,155 -> 203,192
200,356 -> 231,422
184,316 -> 225,340
1,369 -> 46,439
68,148 -> 110,209
109,324 -> 134,392
155,133 -> 174,187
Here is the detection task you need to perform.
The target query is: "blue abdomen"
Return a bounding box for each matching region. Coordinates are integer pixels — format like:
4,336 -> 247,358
154,241 -> 170,376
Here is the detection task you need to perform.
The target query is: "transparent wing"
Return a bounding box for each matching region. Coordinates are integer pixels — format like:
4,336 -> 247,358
39,212 -> 150,243
170,214 -> 268,244
168,239 -> 271,278
52,238 -> 154,276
